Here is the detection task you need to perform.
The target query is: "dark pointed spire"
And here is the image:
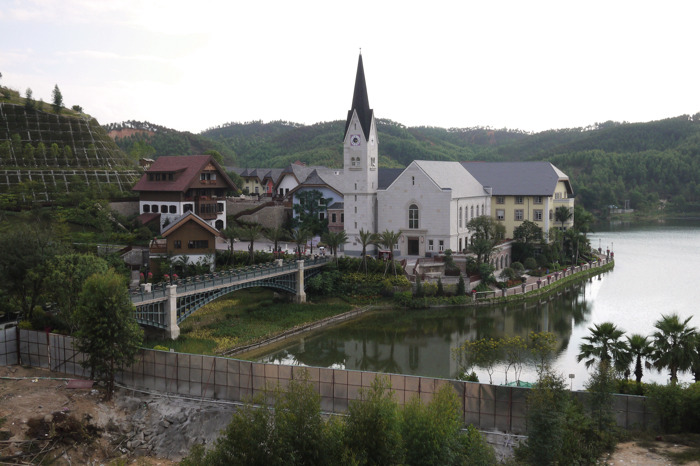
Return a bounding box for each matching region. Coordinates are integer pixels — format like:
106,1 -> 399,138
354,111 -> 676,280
344,53 -> 373,141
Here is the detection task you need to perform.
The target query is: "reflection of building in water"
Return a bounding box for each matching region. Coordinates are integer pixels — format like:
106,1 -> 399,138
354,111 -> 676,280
255,286 -> 588,381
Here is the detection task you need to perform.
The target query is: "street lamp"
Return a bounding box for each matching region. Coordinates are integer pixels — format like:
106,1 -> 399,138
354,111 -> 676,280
569,373 -> 575,391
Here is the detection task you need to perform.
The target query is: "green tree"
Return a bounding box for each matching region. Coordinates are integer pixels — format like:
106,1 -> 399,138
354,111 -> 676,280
292,189 -> 331,236
375,229 -> 401,276
221,226 -> 237,266
321,230 -> 348,263
22,143 -> 35,166
554,205 -> 573,231
529,331 -> 558,376
290,227 -> 311,257
626,333 -> 653,384
24,88 -> 34,110
356,228 -> 377,274
651,313 -> 698,383
513,219 -> 543,244
52,84 -> 63,113
73,269 -> 143,400
265,226 -> 288,256
44,253 -> 109,331
466,216 -> 504,264
236,224 -> 264,265
344,376 -> 403,465
401,384 -> 463,466
0,226 -> 63,321
577,322 -> 630,372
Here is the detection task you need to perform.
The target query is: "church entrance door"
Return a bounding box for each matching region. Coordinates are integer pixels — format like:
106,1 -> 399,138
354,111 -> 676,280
407,238 -> 419,255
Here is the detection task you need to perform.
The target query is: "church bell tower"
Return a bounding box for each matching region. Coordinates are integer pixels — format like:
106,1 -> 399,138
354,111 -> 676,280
343,53 -> 379,255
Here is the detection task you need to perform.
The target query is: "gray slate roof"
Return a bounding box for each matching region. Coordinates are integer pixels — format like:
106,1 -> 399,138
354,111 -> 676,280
461,161 -> 572,196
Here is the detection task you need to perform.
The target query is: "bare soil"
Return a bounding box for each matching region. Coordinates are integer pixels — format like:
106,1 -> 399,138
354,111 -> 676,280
0,366 -> 238,464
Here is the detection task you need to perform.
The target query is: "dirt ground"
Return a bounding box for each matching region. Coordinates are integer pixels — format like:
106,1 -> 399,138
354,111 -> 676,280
2,365 -> 699,465
604,441 -> 700,465
0,366 -> 239,464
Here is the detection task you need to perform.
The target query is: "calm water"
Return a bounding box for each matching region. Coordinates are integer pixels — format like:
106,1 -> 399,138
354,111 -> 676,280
244,219 -> 700,389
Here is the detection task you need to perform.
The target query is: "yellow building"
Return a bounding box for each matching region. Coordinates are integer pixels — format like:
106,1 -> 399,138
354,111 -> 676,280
462,162 -> 574,240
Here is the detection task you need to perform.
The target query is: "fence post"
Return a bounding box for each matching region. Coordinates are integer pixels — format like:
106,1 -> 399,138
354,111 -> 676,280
295,260 -> 306,303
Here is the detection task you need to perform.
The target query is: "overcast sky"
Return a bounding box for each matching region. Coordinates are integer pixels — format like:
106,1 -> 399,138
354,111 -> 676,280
1,0 -> 698,134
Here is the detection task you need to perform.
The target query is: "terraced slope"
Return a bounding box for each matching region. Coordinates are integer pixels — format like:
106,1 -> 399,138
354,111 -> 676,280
0,103 -> 139,202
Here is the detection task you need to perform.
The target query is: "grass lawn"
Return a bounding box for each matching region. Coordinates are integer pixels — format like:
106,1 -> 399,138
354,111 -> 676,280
145,288 -> 354,355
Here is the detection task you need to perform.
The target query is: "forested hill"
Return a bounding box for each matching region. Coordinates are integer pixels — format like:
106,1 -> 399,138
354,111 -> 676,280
106,120 -> 236,165
198,115 -> 700,213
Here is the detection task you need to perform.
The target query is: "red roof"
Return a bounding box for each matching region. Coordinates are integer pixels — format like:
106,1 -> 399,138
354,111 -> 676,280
132,155 -> 236,193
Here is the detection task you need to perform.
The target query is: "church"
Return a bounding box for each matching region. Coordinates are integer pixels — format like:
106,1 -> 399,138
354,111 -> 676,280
333,54 -> 574,257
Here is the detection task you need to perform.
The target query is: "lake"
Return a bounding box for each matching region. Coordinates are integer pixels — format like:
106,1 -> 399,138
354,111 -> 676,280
242,219 -> 700,389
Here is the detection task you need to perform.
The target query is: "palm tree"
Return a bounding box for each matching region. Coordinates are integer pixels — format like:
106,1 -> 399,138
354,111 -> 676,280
356,228 -> 377,274
290,227 -> 311,258
554,206 -> 573,231
321,230 -> 348,264
577,322 -> 630,372
265,226 -> 288,258
236,224 -> 264,265
221,226 -> 237,266
651,313 -> 698,383
626,334 -> 653,384
375,229 -> 401,276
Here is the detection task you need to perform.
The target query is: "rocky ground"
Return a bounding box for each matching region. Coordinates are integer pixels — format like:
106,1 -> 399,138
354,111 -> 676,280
1,365 -> 698,465
0,366 -> 238,464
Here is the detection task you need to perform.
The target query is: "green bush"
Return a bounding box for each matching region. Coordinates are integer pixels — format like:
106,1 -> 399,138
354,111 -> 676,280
511,261 -> 524,273
523,257 -> 538,270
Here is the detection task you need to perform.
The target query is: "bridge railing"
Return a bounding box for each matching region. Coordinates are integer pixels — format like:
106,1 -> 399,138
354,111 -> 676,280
130,256 -> 331,304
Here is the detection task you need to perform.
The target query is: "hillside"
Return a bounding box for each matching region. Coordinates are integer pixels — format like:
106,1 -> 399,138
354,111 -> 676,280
0,101 -> 139,204
198,114 -> 700,213
106,120 -> 237,165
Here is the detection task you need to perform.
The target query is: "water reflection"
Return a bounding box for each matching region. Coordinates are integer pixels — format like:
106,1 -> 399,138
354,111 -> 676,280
248,281 -> 594,381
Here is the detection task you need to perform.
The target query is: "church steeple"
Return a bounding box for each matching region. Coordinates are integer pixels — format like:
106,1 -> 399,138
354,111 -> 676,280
344,53 -> 373,141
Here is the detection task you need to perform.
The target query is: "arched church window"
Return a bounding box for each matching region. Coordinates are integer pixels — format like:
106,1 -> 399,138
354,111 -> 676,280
409,204 -> 419,229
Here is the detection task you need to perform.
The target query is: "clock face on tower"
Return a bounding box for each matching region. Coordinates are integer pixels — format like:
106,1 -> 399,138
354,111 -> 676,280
350,134 -> 361,146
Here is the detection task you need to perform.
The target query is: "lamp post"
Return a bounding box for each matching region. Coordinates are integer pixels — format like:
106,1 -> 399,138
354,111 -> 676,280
569,373 -> 575,391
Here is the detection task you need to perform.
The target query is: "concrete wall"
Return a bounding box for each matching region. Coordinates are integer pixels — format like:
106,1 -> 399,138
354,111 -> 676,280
227,200 -> 287,229
109,200 -> 139,217
0,328 -> 652,435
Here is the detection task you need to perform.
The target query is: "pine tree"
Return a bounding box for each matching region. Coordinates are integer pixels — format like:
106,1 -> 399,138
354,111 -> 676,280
52,84 -> 63,113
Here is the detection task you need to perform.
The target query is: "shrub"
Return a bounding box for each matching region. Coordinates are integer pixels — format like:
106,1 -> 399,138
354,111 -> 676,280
523,257 -> 538,270
511,261 -> 524,273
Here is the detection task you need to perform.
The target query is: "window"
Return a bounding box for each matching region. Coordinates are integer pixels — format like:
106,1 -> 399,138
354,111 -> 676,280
549,209 -> 553,220
515,196 -> 524,204
168,173 -> 174,181
168,205 -> 176,214
534,196 -> 543,204
515,209 -> 524,221
319,212 -> 325,220
534,209 -> 543,221
354,206 -> 357,213
439,240 -> 444,252
471,206 -> 474,218
174,240 -> 181,249
476,205 -> 479,216
254,186 -> 259,194
341,213 -> 344,222
188,240 -> 209,249
496,209 -> 505,220
354,183 -> 357,190
371,157 -> 376,168
152,205 -> 159,213
354,195 -> 357,201
161,205 -> 168,213
412,176 -> 415,186
408,204 -> 419,229
184,204 -> 193,213
428,239 -> 434,251
143,204 -> 150,213
496,196 -> 505,204
217,203 -> 224,213
555,192 -> 562,199
459,207 -> 463,228
331,213 -> 337,223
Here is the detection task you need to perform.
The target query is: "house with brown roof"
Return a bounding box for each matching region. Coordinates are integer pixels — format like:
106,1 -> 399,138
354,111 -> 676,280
149,212 -> 221,271
132,154 -> 237,232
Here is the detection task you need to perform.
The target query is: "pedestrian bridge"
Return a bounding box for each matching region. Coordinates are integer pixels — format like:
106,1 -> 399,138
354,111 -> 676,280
130,257 -> 330,339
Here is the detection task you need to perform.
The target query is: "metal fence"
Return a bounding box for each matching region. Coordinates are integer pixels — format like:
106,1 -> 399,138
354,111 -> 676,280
0,329 -> 651,435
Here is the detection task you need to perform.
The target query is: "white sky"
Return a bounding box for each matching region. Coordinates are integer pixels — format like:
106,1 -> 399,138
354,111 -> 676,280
1,0 -> 698,134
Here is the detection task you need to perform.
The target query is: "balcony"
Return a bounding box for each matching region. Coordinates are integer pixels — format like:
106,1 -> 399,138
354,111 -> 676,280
196,200 -> 219,220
